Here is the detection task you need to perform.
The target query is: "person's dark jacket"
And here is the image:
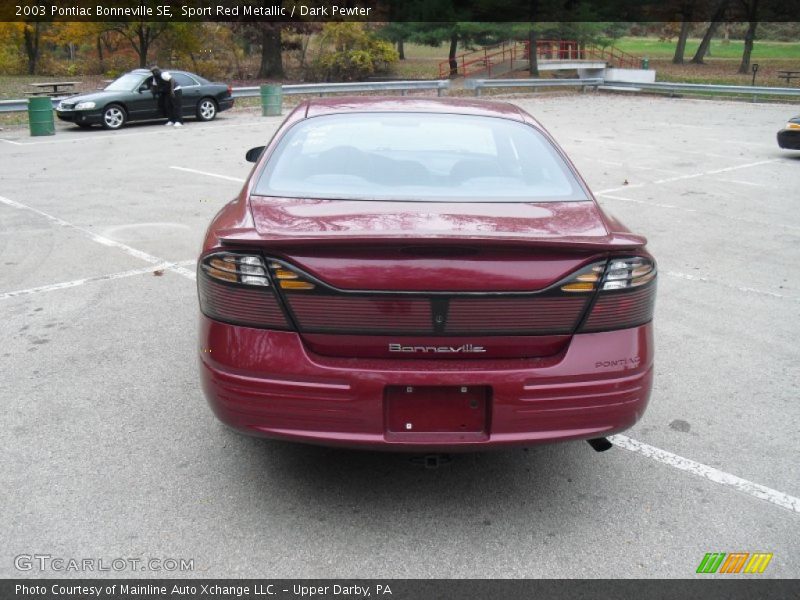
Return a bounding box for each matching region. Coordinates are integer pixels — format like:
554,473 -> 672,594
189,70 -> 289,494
150,69 -> 170,116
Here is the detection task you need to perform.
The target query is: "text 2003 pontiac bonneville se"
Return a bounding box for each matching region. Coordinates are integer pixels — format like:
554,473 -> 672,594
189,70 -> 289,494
197,97 -> 656,452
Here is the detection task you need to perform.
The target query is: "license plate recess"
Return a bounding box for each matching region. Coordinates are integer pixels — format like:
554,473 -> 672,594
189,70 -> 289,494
384,385 -> 489,437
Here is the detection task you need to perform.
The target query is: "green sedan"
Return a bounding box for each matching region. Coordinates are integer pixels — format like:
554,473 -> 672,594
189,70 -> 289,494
56,68 -> 234,130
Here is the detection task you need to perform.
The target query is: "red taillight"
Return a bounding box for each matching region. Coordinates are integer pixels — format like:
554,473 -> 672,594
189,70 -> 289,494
226,85 -> 233,96
578,257 -> 657,333
198,252 -> 290,329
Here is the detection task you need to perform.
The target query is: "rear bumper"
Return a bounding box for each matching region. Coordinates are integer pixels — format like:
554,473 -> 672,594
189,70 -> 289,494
199,317 -> 653,451
218,98 -> 234,112
778,129 -> 800,149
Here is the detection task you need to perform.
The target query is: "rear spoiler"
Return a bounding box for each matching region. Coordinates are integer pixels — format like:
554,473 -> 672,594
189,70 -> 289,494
218,230 -> 647,252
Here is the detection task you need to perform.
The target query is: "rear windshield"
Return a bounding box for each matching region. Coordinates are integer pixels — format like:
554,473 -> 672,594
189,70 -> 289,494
253,112 -> 588,202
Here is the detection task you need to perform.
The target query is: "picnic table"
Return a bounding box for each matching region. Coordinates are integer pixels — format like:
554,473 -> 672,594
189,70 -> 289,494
777,70 -> 800,84
26,81 -> 80,96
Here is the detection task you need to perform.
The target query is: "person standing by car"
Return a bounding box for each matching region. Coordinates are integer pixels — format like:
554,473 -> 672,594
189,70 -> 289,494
149,66 -> 169,121
160,71 -> 184,127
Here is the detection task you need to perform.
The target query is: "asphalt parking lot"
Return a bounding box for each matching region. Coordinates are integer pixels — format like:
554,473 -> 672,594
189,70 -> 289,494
1,93 -> 798,579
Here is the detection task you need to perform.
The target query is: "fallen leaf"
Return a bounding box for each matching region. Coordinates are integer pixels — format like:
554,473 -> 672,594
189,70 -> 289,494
153,270 -> 164,276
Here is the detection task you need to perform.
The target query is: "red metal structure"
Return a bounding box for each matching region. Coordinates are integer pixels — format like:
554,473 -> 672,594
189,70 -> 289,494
583,42 -> 641,70
438,40 -> 640,79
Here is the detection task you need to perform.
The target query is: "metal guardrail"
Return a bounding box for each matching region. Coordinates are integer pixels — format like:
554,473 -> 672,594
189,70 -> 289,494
466,78 -> 604,96
0,97 -> 64,113
0,80 -> 451,114
465,77 -> 800,98
599,80 -> 800,98
233,79 -> 451,99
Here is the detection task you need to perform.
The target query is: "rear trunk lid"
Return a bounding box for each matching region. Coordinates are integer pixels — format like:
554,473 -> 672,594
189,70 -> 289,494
248,196 -> 623,248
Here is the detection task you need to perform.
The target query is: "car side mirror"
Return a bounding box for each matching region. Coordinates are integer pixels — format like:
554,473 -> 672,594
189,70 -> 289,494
245,146 -> 265,163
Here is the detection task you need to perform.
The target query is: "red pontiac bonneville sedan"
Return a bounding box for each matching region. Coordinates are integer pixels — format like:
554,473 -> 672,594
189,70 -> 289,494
197,97 -> 656,452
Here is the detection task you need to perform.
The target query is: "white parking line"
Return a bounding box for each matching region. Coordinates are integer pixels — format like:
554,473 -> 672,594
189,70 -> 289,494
0,195 -> 196,280
596,159 -> 779,194
0,261 -> 196,300
610,434 -> 800,515
651,159 -> 778,185
597,192 -> 690,211
650,121 -> 719,131
714,178 -> 772,189
595,184 -> 647,194
170,166 -> 246,183
591,159 -> 681,175
578,137 -> 731,159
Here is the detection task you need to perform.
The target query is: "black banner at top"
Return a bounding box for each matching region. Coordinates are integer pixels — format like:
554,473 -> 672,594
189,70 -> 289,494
2,0 -> 800,23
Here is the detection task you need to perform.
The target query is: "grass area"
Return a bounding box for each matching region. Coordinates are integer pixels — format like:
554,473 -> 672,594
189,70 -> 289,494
389,43 -> 448,79
388,40 -> 800,87
0,75 -> 109,128
650,58 -> 800,87
0,74 -> 107,100
615,36 -> 800,61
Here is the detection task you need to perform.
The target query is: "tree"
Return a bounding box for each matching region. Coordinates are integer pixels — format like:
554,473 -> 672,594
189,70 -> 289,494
672,3 -> 695,64
22,22 -> 42,74
0,22 -> 54,74
378,23 -> 418,60
528,25 -> 539,76
738,0 -> 759,73
231,22 -> 285,79
258,24 -> 284,78
108,21 -> 172,67
691,0 -> 731,63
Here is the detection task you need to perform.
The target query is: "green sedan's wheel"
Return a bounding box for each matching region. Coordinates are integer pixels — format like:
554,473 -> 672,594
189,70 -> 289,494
101,104 -> 126,130
196,98 -> 217,121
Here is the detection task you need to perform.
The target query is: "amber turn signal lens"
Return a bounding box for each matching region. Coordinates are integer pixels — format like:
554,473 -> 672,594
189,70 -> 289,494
280,280 -> 315,290
208,258 -> 237,282
561,282 -> 595,292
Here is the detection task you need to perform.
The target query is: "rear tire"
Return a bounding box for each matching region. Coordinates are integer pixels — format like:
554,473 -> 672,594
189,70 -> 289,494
196,98 -> 217,121
101,104 -> 126,130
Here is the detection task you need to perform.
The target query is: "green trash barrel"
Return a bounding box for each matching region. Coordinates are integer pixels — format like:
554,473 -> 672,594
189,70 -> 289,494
641,56 -> 650,70
28,96 -> 55,136
260,84 -> 282,116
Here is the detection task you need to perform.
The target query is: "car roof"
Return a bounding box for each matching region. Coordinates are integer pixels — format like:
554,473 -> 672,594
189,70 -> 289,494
304,96 -> 532,122
130,68 -> 196,77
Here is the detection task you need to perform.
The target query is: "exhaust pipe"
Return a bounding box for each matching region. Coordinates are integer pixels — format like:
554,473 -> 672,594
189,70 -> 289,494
587,437 -> 613,452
